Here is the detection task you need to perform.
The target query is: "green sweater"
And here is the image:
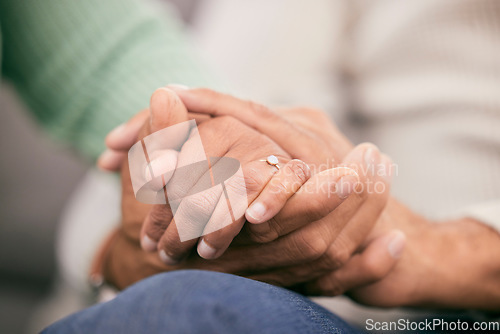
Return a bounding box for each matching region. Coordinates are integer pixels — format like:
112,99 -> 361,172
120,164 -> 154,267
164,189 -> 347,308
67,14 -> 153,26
0,0 -> 217,159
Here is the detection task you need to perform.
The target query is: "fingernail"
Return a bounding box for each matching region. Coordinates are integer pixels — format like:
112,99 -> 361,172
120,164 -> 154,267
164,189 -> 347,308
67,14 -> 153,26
246,202 -> 266,223
364,146 -> 379,170
108,123 -> 126,139
150,88 -> 169,126
335,173 -> 359,199
167,84 -> 189,91
159,250 -> 178,265
198,239 -> 217,259
387,232 -> 406,259
141,235 -> 157,252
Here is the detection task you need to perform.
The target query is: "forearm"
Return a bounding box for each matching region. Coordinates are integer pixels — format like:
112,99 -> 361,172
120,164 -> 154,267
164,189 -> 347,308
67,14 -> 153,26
418,218 -> 500,311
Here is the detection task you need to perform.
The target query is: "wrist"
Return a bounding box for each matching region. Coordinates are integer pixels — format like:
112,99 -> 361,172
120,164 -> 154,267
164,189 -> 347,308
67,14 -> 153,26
412,218 -> 500,310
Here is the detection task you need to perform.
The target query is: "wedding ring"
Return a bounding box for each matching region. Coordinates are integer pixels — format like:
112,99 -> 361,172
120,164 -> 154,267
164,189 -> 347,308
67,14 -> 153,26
260,155 -> 280,171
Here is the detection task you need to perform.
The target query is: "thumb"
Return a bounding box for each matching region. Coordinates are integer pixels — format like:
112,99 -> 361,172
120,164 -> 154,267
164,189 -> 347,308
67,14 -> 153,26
98,88 -> 189,170
137,87 -> 191,160
145,87 -> 189,137
128,88 -> 189,204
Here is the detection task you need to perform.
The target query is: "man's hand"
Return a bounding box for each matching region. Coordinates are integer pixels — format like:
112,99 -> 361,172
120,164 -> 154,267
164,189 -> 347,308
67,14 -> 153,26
306,200 -> 500,311
101,88 -> 401,298
110,88 -> 368,268
116,88 -> 311,264
172,88 -> 500,311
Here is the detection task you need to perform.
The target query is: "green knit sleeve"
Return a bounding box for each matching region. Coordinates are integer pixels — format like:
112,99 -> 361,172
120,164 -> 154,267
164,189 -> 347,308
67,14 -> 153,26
0,0 -> 219,160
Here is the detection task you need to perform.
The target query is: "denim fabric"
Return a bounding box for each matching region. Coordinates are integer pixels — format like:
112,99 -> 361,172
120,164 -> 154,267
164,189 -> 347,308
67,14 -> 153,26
43,270 -> 361,334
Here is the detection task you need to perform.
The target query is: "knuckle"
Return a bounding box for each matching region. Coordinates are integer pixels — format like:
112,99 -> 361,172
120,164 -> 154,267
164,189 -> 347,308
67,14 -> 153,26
205,116 -> 244,137
247,230 -> 272,244
223,171 -> 248,198
247,219 -> 280,243
167,183 -> 188,202
325,277 -> 346,296
269,177 -> 288,197
285,159 -> 311,185
304,198 -> 332,221
361,256 -> 388,281
147,221 -> 167,238
352,185 -> 369,201
245,100 -> 271,116
359,183 -> 390,213
217,115 -> 239,128
323,245 -> 350,270
294,231 -> 329,261
157,227 -> 184,254
182,192 -> 219,218
243,166 -> 268,194
198,121 -> 220,138
148,206 -> 171,231
200,115 -> 238,136
158,236 -> 179,257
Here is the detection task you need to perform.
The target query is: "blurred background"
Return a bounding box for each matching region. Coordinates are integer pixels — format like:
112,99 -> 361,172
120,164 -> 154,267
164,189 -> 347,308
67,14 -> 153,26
0,3 -> 198,333
0,3 -> 344,331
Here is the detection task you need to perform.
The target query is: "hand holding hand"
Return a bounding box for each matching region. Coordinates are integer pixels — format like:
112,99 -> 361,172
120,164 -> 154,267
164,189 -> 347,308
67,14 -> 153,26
100,87 -> 403,299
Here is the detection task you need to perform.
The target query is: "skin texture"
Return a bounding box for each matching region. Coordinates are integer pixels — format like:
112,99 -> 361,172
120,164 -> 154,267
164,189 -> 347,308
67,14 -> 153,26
170,88 -> 500,311
101,87 -> 500,311
119,88 -> 363,265
102,88 -> 401,298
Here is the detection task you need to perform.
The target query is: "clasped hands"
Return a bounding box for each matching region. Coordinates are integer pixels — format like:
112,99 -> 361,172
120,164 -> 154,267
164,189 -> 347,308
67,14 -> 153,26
99,87 -> 406,305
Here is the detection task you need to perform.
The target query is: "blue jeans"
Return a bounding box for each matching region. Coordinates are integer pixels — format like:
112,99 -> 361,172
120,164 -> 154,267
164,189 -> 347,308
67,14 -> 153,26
43,270 -> 361,334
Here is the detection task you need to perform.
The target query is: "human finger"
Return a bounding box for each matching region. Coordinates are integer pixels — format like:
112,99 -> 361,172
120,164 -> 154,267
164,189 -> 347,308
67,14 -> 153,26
243,166 -> 359,243
168,87 -> 331,165
303,230 -> 405,295
244,159 -> 311,224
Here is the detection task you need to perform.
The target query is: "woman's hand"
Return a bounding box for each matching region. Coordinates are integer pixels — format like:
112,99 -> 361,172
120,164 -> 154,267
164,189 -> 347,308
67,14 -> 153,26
101,88 -> 402,297
112,88 -> 365,268
169,88 -> 500,311
306,200 -> 500,311
119,88 -> 295,263
104,140 -> 400,292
